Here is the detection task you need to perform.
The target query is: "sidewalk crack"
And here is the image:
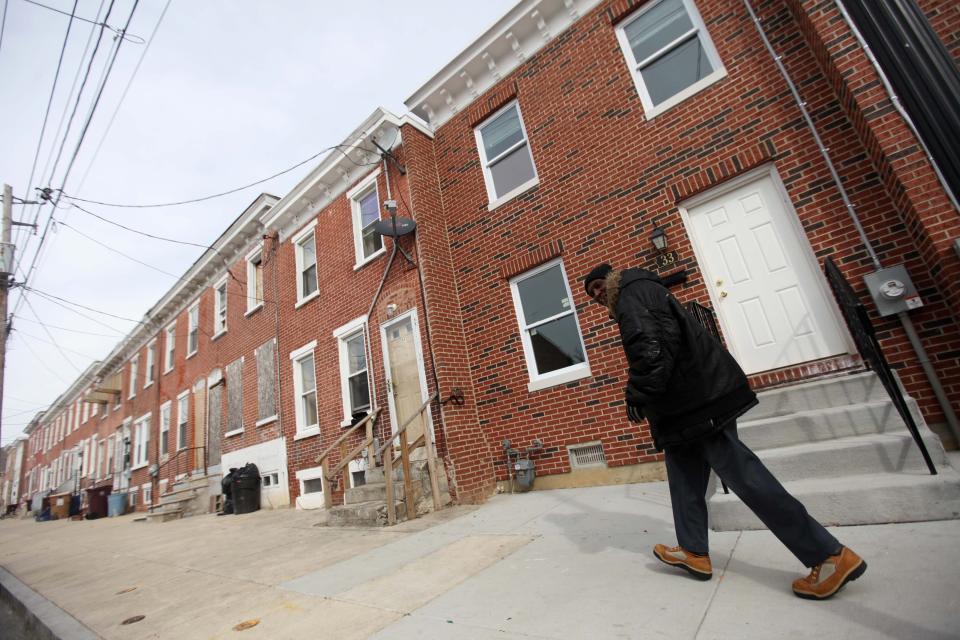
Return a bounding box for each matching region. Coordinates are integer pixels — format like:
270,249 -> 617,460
693,531 -> 741,640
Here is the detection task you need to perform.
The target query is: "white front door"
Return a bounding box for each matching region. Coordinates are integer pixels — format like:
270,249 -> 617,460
380,311 -> 432,448
682,168 -> 848,374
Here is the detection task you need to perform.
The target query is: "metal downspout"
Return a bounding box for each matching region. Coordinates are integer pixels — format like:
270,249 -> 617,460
744,0 -> 960,444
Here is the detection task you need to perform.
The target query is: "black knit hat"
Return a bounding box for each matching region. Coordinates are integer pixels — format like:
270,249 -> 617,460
583,263 -> 613,295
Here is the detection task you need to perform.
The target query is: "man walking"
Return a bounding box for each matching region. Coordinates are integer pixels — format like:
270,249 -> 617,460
583,263 -> 866,600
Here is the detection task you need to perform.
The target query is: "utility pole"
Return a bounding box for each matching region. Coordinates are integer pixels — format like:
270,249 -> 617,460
1,184 -> 12,456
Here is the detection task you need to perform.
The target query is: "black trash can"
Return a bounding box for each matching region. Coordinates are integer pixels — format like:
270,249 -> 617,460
232,463 -> 261,514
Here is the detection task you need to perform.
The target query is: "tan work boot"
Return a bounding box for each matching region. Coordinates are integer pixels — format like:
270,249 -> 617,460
792,547 -> 866,600
653,544 -> 713,581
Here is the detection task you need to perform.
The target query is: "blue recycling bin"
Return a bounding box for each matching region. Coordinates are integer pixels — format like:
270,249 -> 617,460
107,492 -> 127,517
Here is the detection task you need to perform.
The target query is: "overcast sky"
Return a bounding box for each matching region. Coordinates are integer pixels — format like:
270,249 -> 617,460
0,0 -> 518,446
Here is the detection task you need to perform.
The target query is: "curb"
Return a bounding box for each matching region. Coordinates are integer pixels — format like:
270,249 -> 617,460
0,566 -> 99,640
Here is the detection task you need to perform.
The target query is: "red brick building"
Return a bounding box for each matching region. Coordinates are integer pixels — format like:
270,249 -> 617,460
17,0 -> 960,514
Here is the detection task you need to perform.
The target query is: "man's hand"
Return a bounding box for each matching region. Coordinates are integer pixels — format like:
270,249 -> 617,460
627,403 -> 644,424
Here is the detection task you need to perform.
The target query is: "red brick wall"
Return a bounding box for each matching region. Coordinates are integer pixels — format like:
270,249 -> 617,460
419,0 -> 960,496
916,0 -> 960,66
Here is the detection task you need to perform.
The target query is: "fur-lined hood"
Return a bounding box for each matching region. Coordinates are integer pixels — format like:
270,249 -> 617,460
604,267 -> 663,316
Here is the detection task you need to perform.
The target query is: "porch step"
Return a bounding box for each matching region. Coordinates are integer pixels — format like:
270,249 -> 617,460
708,469 -> 960,530
344,481 -> 410,505
708,371 -> 960,530
327,500 -> 408,527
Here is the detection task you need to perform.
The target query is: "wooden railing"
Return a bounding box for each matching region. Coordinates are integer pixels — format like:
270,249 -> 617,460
315,408 -> 381,511
373,392 -> 442,526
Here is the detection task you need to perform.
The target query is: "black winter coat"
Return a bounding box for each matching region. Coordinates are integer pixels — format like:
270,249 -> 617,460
608,268 -> 757,450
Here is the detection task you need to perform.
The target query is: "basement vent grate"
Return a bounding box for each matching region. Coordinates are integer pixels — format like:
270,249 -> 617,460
568,442 -> 607,469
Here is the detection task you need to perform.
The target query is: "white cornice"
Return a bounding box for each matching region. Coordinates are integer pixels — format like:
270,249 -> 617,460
404,0 -> 602,129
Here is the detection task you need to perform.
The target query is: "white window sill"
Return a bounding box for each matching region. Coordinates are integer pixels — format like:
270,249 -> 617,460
143,381 -> 154,390
293,427 -> 321,441
641,69 -> 727,120
245,303 -> 264,318
186,350 -> 198,360
211,329 -> 227,342
295,290 -> 320,310
487,178 -> 539,211
224,428 -> 244,438
256,415 -> 278,428
163,367 -> 173,376
353,247 -> 386,271
131,462 -> 148,472
526,365 -> 592,393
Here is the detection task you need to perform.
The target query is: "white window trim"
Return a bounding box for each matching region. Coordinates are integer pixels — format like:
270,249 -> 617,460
159,401 -> 172,458
293,219 -> 319,307
132,412 -> 151,469
347,168 -> 386,269
255,415 -> 278,428
128,355 -> 139,399
333,315 -> 370,427
212,276 -> 229,338
187,301 -> 200,358
290,340 -> 319,438
295,465 -> 326,509
176,390 -> 189,451
142,483 -> 152,505
474,99 -> 539,209
614,0 -> 727,119
144,340 -> 157,389
164,322 -> 176,374
224,428 -> 244,438
245,245 -> 265,315
509,258 -> 591,392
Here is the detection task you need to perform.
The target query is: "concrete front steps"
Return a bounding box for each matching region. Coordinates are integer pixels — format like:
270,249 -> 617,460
708,371 -> 960,530
325,460 -> 451,527
137,473 -> 220,523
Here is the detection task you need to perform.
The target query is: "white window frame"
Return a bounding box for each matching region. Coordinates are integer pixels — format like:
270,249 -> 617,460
295,465 -> 325,509
176,391 -> 189,451
128,355 -> 139,399
474,100 -> 539,210
132,413 -> 151,470
74,399 -> 81,431
509,258 -> 591,392
614,0 -> 726,119
82,400 -> 89,424
333,316 -> 370,427
128,486 -> 138,508
142,483 -> 152,505
245,245 -> 265,315
290,340 -> 319,439
293,220 -> 319,307
213,276 -> 228,338
164,322 -> 176,373
347,169 -> 385,269
159,401 -> 172,458
187,302 -> 200,358
144,339 -> 156,388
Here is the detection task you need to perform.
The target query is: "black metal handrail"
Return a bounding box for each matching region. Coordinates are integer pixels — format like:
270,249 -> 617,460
824,257 -> 936,475
154,446 -> 208,506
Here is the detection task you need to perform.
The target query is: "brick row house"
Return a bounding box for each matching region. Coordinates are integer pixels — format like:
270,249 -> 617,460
14,0 -> 960,521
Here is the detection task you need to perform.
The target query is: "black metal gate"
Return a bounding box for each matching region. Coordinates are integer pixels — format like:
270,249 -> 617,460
824,257 -> 937,475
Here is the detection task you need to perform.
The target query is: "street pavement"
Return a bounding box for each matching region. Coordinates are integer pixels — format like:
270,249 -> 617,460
1,465 -> 959,639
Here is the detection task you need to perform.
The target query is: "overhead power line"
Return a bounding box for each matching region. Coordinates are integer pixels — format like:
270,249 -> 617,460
24,286 -> 144,324
22,294 -> 83,372
12,328 -> 99,364
22,0 -> 144,43
8,315 -> 119,337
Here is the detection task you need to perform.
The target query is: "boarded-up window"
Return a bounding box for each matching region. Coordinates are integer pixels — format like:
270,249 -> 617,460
256,339 -> 277,422
226,358 -> 243,432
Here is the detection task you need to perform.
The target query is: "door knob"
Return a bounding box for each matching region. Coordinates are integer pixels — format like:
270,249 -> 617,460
716,279 -> 723,286
720,291 -> 728,298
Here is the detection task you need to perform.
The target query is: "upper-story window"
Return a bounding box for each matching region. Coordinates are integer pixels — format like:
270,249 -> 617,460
129,355 -> 139,399
159,401 -> 171,457
133,414 -> 151,469
348,172 -> 384,267
290,341 -> 319,437
164,323 -> 176,373
187,302 -> 200,357
509,258 -> 591,392
176,391 -> 189,451
246,247 -> 264,313
145,340 -> 156,387
333,317 -> 370,426
475,100 -> 538,207
294,222 -> 319,305
213,278 -> 228,336
615,0 -> 725,118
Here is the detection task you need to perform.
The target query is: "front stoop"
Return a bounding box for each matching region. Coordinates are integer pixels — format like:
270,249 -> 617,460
137,473 -> 220,523
708,371 -> 960,530
325,460 -> 451,527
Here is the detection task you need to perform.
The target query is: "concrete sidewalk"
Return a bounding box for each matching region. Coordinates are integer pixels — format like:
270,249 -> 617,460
1,477 -> 959,640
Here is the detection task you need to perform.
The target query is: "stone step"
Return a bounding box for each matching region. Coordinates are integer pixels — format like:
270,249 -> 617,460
708,467 -> 960,530
745,371 -> 890,420
737,399 -> 917,451
743,431 -> 945,483
158,487 -> 197,505
327,500 -> 408,527
344,482 -> 410,505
